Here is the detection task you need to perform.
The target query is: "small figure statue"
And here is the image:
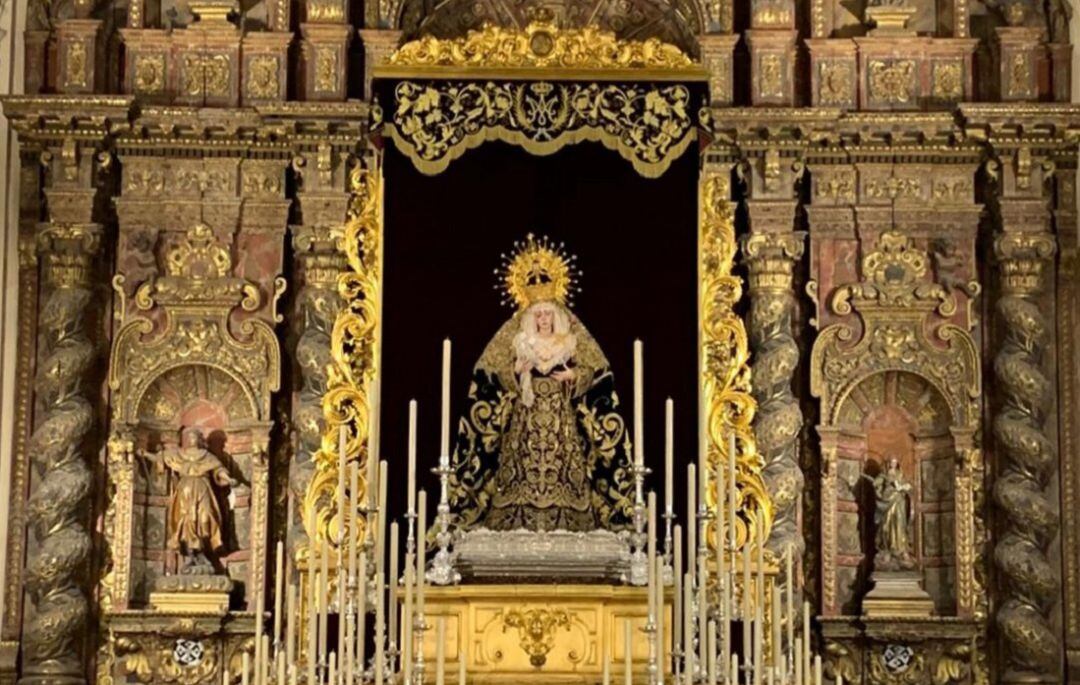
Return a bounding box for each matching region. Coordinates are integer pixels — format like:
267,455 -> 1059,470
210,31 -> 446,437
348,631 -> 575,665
150,427 -> 236,574
868,458 -> 916,570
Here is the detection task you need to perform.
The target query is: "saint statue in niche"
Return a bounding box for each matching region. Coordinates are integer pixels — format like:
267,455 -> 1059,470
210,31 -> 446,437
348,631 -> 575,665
449,235 -> 634,533
869,457 -> 916,570
148,427 -> 236,574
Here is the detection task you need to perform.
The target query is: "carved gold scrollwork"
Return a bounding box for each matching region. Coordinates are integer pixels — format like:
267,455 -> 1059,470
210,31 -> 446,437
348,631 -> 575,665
701,171 -> 772,549
389,80 -> 694,179
304,154 -> 382,553
386,21 -> 695,71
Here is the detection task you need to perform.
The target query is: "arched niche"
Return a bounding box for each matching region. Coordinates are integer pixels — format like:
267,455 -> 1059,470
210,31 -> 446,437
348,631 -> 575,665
126,363 -> 260,605
831,370 -> 956,615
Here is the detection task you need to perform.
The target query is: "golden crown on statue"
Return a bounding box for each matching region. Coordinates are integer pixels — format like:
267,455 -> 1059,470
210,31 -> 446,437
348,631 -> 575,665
496,233 -> 580,310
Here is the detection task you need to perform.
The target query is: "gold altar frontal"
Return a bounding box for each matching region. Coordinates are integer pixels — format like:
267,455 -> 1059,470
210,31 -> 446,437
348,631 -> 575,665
416,584 -> 673,684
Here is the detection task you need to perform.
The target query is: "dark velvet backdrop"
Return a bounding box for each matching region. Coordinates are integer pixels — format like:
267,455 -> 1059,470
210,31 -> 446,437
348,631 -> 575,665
380,137 -> 700,534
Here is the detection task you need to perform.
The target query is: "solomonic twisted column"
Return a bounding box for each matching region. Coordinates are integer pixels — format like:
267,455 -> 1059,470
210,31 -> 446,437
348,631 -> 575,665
992,230 -> 1060,680
743,229 -> 806,560
21,224 -> 102,685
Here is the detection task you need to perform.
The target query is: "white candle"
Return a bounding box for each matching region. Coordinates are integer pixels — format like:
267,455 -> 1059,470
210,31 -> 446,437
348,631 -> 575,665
441,339 -> 452,457
731,655 -> 739,685
261,635 -> 270,685
624,620 -> 633,685
344,605 -> 353,685
786,548 -> 794,659
633,340 -> 644,467
459,651 -> 467,685
656,556 -> 665,685
686,464 -> 696,586
327,652 -> 336,685
223,667 -> 230,685
603,642 -> 611,685
241,652 -> 250,685
276,655 -> 285,685
742,539 -> 751,660
437,616 -> 447,685
814,655 -> 822,685
665,398 -> 674,515
377,460 -> 388,575
254,562 -> 264,685
697,553 -> 707,669
408,399 -> 418,515
348,464 -> 359,582
837,675 -> 843,685
728,432 -> 737,551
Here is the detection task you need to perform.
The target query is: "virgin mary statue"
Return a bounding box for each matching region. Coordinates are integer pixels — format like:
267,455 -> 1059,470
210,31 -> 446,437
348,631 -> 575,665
449,235 -> 634,533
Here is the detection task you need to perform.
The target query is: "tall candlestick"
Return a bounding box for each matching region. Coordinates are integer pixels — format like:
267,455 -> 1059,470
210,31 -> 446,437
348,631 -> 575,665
665,398 -> 674,515
697,554 -> 707,669
793,638 -> 802,685
285,584 -> 296,675
707,620 -> 717,685
440,339 -> 451,458
813,656 -> 822,685
624,620 -> 633,685
344,601 -> 354,685
389,521 -> 400,659
261,635 -> 270,685
357,554 -> 367,682
786,548 -> 794,660
731,655 -> 739,685
328,652 -> 336,685
656,556 -> 665,685
742,540 -> 751,656
242,652 -> 250,685
403,556 -> 414,684
437,616 -> 447,685
273,541 -> 284,655
408,399 -> 418,516
277,654 -> 286,685
648,492 -> 657,622
772,584 -> 782,669
802,602 -> 811,683
375,571 -> 385,685
682,573 -> 693,685
673,525 -> 682,660
320,544 -> 330,666
307,571 -> 317,685
418,492 -> 428,617
633,340 -> 644,467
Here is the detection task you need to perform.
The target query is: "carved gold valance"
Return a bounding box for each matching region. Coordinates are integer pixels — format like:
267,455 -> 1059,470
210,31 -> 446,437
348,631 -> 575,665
377,22 -> 706,81
388,80 -> 696,177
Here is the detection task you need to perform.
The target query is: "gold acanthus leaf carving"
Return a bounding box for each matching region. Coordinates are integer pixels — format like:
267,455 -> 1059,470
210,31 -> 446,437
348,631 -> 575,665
868,59 -> 915,104
386,21 -> 695,70
700,172 -> 772,551
304,154 -> 382,554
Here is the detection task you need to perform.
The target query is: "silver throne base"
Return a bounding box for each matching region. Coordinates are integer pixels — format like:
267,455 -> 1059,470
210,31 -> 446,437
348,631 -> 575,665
454,528 -> 634,583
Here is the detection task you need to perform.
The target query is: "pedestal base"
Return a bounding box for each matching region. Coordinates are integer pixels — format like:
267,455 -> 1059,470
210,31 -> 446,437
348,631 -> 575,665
416,584 -> 672,684
149,573 -> 233,614
862,570 -> 934,618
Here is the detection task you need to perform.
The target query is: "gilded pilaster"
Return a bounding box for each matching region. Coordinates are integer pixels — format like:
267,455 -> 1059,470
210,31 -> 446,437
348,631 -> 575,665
991,207 -> 1059,681
742,204 -> 805,566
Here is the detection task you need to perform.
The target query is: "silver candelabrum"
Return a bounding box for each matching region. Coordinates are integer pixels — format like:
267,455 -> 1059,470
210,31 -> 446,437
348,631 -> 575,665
427,453 -> 460,585
627,461 -> 651,586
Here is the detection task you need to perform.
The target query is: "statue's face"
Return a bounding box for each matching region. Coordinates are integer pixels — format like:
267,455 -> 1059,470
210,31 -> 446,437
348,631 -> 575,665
180,429 -> 201,449
535,308 -> 554,335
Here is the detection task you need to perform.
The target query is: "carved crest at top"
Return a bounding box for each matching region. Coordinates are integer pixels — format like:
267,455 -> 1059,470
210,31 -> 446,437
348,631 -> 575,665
164,222 -> 232,280
830,231 -> 955,317
386,21 -> 696,71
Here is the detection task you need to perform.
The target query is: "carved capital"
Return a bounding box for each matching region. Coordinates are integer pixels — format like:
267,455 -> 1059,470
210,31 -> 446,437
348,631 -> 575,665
742,231 -> 806,293
36,222 -> 103,289
993,232 -> 1057,295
